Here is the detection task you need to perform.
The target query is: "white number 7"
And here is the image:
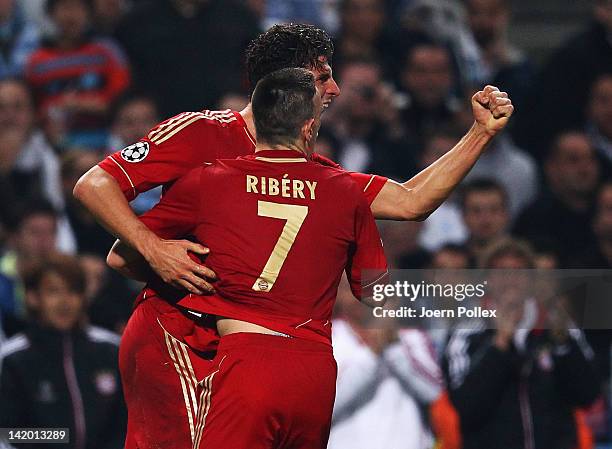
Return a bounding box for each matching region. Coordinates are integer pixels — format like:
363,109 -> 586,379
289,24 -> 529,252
252,201 -> 308,292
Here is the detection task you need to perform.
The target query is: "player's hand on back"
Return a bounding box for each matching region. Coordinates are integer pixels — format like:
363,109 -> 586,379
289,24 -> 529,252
472,85 -> 514,136
144,238 -> 217,294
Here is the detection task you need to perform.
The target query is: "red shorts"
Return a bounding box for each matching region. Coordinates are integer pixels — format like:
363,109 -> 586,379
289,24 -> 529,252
119,296 -> 218,449
194,332 -> 337,449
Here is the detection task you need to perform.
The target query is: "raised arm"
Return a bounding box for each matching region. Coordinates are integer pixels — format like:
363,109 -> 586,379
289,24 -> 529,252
370,86 -> 514,221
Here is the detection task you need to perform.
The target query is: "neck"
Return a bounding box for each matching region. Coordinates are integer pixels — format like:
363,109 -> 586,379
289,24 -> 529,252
240,103 -> 257,140
254,141 -> 307,155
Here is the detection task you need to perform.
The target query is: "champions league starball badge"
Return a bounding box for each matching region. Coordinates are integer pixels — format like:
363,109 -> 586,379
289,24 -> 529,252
121,142 -> 150,163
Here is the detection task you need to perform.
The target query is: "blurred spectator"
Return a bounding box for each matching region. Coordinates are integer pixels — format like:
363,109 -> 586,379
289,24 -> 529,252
333,0 -> 403,75
443,238 -> 600,449
264,0 -> 331,33
323,59 -> 418,179
61,151 -> 115,256
107,92 -> 159,152
463,0 -> 534,111
0,0 -> 40,78
430,243 -> 472,270
0,254 -> 126,448
329,277 -> 441,449
116,0 -> 258,117
399,42 -> 461,141
400,0 -> 484,87
417,127 -> 468,252
586,73 -> 612,178
217,92 -> 249,113
25,0 -> 131,150
577,181 -> 612,269
463,132 -> 538,218
91,0 -> 128,35
82,253 -> 137,335
378,220 -> 429,269
512,0 -> 612,159
459,178 -> 510,260
514,131 -> 600,267
0,199 -> 59,329
0,78 -> 63,211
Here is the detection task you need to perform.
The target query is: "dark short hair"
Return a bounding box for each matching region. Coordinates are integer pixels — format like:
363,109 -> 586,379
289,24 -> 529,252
245,23 -> 333,89
10,198 -> 57,232
459,178 -> 508,210
251,68 -> 316,147
25,254 -> 87,296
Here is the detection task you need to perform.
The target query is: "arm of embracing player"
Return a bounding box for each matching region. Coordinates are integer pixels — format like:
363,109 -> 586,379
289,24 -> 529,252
370,85 -> 514,221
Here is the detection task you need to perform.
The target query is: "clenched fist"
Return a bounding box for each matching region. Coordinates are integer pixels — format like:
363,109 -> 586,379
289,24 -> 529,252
472,85 -> 514,136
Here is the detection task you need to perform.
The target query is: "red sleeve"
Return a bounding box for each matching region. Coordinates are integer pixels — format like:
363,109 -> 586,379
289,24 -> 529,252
98,114 -> 219,200
309,153 -> 388,206
138,167 -> 203,239
348,172 -> 388,206
346,190 -> 389,301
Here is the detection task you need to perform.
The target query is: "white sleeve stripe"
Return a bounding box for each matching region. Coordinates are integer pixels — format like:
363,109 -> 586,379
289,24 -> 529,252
363,175 -> 375,192
108,156 -> 136,198
148,112 -> 191,141
362,270 -> 389,288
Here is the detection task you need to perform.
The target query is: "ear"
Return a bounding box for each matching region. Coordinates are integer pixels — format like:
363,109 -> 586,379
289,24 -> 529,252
301,118 -> 316,141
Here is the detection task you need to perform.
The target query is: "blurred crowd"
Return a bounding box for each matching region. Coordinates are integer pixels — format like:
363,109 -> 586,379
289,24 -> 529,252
1,0 -> 612,448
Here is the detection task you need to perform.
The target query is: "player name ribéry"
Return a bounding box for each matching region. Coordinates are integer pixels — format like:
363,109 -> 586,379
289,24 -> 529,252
246,174 -> 318,199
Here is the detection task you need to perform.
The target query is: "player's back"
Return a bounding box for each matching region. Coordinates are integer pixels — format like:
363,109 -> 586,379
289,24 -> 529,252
177,149 -> 387,344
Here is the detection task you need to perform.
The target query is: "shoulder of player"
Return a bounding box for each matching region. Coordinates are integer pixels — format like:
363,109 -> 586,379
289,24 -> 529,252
146,110 -> 243,145
312,165 -> 367,196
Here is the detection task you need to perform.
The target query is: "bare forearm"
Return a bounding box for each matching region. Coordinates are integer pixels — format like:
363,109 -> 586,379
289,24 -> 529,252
73,166 -> 159,256
403,123 -> 492,214
107,240 -> 152,282
371,123 -> 492,221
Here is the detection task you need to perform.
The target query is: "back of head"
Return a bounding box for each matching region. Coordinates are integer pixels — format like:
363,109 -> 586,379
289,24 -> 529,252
245,23 -> 334,89
251,68 -> 316,148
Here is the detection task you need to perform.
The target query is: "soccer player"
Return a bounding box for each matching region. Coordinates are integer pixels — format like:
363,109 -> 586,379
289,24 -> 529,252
74,23 -> 512,449
112,68 -> 388,449
74,23 -> 514,296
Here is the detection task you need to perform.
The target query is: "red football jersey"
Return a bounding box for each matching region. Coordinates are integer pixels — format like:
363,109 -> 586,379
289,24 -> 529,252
140,149 -> 388,345
98,110 -> 388,204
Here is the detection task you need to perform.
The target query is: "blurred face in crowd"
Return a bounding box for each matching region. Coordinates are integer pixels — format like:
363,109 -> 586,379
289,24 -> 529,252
546,132 -> 599,199
431,248 -> 469,269
402,45 -> 453,109
15,213 -> 57,260
36,271 -> 85,331
112,98 -> 159,146
51,0 -> 91,43
80,254 -> 106,300
0,0 -> 14,22
0,80 -> 35,132
463,189 -> 508,243
378,220 -> 423,266
465,0 -> 509,48
593,183 -> 612,242
420,135 -> 455,168
594,0 -> 612,30
61,151 -> 103,199
339,62 -> 382,122
341,0 -> 385,43
589,75 -> 612,140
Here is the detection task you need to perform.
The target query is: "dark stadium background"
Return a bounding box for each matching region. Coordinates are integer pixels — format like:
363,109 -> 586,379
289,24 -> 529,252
1,0 -> 611,448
